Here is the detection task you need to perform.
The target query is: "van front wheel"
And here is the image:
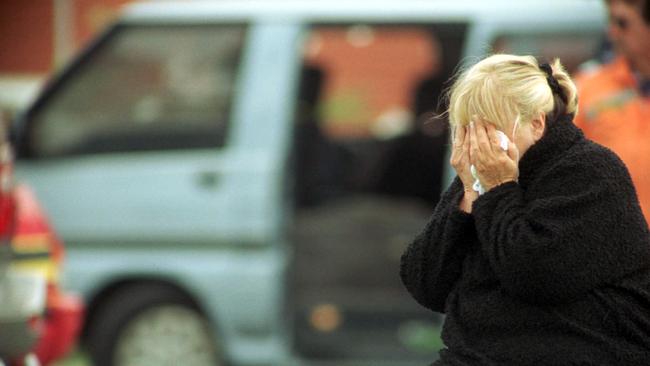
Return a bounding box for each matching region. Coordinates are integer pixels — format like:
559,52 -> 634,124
87,283 -> 224,366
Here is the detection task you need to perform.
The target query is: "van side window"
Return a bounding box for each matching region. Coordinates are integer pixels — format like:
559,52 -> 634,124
491,32 -> 600,74
26,24 -> 246,158
293,23 -> 466,208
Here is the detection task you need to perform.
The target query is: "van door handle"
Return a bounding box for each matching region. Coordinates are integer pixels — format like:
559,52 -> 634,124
196,171 -> 220,190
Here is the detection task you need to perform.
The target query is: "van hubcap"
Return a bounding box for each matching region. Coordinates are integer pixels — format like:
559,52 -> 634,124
114,305 -> 220,366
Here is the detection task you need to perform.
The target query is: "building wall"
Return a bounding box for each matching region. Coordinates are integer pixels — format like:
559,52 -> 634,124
0,2 -> 55,74
0,0 -> 134,116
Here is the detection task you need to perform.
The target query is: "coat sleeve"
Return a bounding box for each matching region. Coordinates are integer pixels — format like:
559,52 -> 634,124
400,177 -> 476,313
472,149 -> 650,305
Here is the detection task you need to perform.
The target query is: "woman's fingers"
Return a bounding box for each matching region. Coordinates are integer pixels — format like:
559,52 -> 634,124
485,123 -> 502,149
507,138 -> 519,162
450,125 -> 472,187
468,120 -> 478,163
454,123 -> 465,147
474,118 -> 494,154
450,125 -> 474,190
469,117 -> 491,166
452,124 -> 465,160
463,127 -> 470,154
450,124 -> 464,166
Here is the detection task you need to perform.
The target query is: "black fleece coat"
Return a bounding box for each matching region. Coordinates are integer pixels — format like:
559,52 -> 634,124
400,115 -> 650,365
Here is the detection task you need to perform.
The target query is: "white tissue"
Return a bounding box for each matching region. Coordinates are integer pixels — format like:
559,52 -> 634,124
471,131 -> 509,195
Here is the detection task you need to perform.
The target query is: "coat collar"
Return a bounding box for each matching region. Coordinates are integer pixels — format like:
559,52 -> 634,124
517,114 -> 584,187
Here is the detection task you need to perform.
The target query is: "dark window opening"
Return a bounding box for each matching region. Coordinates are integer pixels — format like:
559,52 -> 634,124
289,23 -> 467,361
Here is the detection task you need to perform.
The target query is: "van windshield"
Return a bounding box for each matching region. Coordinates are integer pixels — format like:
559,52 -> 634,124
26,24 -> 247,158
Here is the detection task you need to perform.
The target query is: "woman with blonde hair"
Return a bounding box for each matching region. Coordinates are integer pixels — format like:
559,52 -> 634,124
400,54 -> 650,365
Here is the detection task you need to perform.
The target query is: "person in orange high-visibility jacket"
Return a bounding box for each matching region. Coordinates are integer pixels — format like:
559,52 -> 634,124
574,0 -> 650,221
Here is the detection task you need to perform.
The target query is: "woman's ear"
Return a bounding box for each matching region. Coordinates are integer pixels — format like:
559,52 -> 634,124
531,113 -> 546,142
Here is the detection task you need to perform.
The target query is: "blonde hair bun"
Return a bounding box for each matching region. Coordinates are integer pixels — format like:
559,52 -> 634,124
446,54 -> 578,132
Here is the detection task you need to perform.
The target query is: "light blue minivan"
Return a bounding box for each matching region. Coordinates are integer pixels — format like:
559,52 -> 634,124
14,1 -> 605,365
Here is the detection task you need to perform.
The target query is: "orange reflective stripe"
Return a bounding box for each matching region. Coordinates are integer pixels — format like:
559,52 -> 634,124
583,88 -> 636,121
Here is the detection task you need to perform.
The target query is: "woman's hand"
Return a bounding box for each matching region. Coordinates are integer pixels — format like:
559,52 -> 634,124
450,124 -> 474,189
450,124 -> 478,212
468,117 -> 519,192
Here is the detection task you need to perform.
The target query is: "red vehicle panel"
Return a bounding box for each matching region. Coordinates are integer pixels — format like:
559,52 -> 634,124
9,185 -> 84,365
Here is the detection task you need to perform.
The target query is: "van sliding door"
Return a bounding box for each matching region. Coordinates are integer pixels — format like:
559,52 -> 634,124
289,22 -> 467,363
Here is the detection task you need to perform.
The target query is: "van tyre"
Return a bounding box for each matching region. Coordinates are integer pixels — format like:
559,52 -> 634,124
86,283 -> 224,366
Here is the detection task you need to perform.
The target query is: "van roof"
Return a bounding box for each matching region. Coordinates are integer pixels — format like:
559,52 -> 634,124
122,0 -> 606,25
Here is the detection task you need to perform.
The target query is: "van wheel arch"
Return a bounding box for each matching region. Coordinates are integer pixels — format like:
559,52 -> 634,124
82,279 -> 226,366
